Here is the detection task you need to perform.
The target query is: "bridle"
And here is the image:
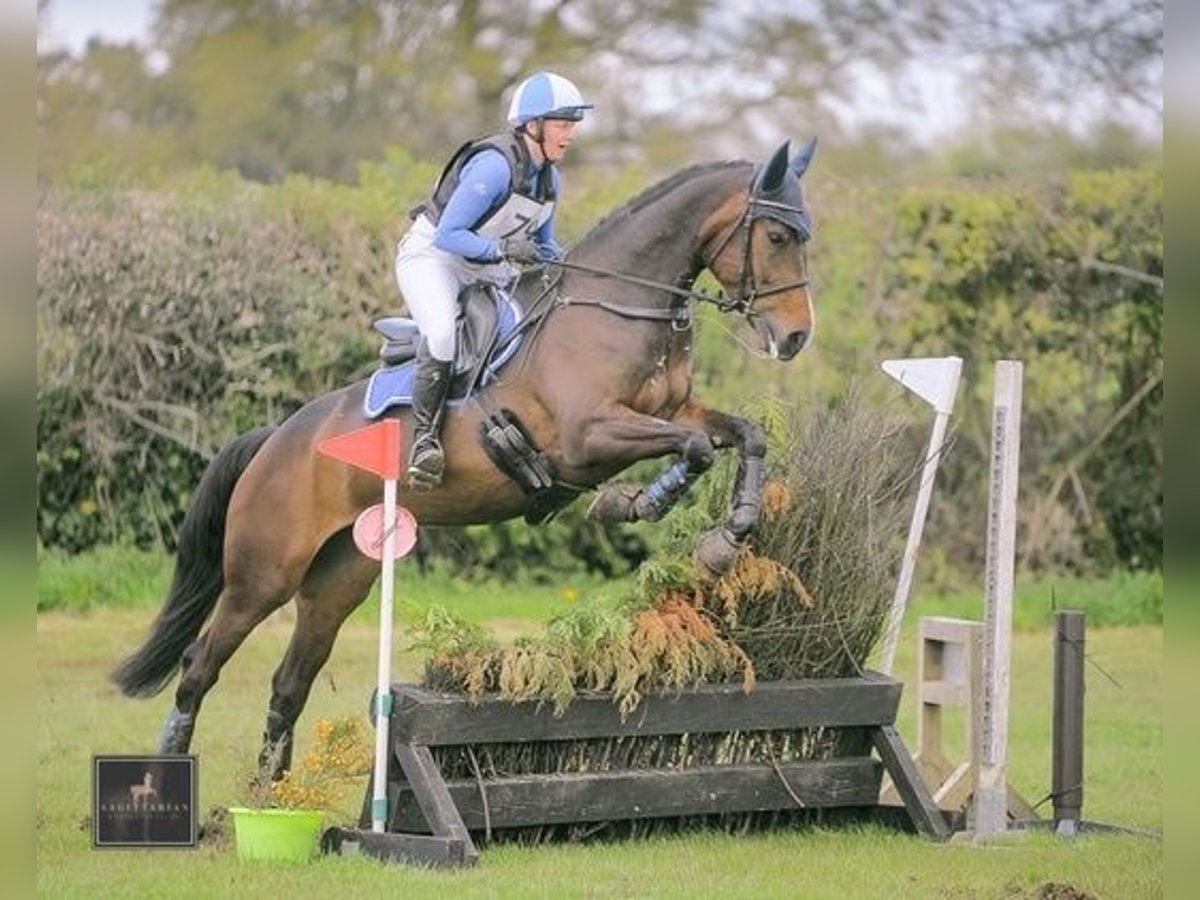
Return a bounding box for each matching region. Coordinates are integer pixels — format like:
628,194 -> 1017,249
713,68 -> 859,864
703,184 -> 812,315
473,179 -> 813,395
541,177 -> 811,322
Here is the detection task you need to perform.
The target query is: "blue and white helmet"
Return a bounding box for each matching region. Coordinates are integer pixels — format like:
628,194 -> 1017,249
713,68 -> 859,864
507,72 -> 593,126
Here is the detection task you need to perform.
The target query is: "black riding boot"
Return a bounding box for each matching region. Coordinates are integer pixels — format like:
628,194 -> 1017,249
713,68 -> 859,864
407,353 -> 453,490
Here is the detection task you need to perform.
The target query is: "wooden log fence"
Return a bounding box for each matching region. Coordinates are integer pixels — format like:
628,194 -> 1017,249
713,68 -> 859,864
332,674 -> 948,867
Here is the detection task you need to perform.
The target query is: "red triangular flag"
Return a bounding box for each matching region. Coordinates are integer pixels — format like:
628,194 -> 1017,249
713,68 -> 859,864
316,419 -> 403,480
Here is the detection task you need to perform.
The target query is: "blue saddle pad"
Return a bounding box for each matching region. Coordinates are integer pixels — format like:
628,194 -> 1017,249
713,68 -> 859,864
363,290 -> 524,419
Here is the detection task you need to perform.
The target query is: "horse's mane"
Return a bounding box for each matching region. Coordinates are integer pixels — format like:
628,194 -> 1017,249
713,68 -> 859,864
574,160 -> 750,249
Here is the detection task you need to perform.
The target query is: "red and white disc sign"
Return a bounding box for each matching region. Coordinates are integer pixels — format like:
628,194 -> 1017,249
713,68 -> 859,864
352,504 -> 418,561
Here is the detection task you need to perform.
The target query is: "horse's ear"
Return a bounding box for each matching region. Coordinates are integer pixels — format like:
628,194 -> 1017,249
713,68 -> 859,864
789,137 -> 817,177
754,140 -> 792,195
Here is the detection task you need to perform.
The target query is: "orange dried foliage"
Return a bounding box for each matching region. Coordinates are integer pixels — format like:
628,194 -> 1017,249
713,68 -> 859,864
426,647 -> 497,700
622,592 -> 754,713
761,479 -> 792,522
419,589 -> 763,717
707,550 -> 814,627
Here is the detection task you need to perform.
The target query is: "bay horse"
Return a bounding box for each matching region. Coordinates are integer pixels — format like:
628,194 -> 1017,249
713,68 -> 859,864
112,138 -> 819,773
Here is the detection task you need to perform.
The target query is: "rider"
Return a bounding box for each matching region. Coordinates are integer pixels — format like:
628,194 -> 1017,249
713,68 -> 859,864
395,71 -> 592,489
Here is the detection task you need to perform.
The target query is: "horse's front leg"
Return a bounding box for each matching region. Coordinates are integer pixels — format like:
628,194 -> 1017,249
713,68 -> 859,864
579,401 -> 764,576
673,404 -> 768,576
574,403 -> 716,524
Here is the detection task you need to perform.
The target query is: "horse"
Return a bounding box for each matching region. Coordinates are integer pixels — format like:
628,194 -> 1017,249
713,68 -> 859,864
112,138 -> 819,775
129,772 -> 157,809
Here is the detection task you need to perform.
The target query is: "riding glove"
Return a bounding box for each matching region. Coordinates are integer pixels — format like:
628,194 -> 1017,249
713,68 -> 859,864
500,236 -> 544,265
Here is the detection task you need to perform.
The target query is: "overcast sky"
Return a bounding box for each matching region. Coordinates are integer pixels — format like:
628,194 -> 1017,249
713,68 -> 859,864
38,0 -> 154,54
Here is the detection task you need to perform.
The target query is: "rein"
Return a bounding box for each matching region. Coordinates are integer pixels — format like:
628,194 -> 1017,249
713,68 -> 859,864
546,257 -> 731,311
476,181 -> 814,383
541,187 -> 810,322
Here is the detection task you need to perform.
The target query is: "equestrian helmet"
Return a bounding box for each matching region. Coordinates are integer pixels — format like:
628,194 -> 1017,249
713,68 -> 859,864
507,72 -> 593,125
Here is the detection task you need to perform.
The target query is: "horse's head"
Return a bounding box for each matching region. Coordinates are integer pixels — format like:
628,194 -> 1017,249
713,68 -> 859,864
704,139 -> 817,360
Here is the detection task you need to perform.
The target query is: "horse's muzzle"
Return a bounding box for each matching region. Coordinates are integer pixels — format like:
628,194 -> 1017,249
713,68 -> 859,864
777,330 -> 808,360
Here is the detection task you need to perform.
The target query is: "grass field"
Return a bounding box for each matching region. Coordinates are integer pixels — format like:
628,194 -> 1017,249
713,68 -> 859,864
35,544 -> 1163,626
37,576 -> 1161,899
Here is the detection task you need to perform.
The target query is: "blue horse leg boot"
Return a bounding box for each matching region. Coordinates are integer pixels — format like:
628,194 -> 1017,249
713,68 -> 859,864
408,350 -> 453,490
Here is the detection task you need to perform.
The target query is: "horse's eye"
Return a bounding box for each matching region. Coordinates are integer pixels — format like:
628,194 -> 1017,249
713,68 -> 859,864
768,231 -> 788,247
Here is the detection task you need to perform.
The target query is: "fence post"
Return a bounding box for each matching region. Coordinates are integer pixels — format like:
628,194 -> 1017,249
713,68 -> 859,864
1052,610 -> 1086,837
974,360 -> 1022,840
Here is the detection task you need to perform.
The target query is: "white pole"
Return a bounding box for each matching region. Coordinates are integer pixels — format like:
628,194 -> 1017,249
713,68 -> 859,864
878,357 -> 962,675
370,477 -> 399,833
880,408 -> 952,675
974,360 -> 1023,840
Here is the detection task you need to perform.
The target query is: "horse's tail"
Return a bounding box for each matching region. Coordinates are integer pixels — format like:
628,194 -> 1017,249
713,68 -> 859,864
111,426 -> 275,698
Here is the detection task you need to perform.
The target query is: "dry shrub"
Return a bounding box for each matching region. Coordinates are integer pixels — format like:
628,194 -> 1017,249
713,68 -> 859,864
710,390 -> 914,680
621,592 -> 753,714
497,643 -> 577,714
707,548 -> 813,631
413,607 -> 500,698
408,388 -> 919,845
416,387 -> 914,703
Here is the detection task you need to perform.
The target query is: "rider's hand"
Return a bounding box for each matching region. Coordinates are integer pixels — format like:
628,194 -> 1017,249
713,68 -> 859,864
500,236 -> 544,265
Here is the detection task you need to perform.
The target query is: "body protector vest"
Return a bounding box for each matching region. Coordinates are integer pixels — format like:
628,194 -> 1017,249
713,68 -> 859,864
414,131 -> 558,241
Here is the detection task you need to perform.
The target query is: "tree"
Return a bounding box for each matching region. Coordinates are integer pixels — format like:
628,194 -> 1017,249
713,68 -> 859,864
37,0 -> 1161,181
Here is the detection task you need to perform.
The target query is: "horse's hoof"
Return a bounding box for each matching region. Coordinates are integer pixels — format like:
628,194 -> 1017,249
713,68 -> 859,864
693,527 -> 744,578
587,483 -> 642,523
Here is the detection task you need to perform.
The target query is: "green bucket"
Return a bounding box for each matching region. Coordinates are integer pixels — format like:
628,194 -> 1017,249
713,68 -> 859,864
229,807 -> 324,861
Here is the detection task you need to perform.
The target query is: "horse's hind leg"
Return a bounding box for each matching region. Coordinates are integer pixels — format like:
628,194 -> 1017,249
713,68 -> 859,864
260,528 -> 378,779
157,541 -> 315,754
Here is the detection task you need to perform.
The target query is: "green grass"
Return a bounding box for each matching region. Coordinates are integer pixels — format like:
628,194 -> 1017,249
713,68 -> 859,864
36,544 -> 175,613
36,545 -> 1162,629
910,568 -> 1163,629
34,543 -> 622,625
37,595 -> 1161,898
35,825 -> 1161,899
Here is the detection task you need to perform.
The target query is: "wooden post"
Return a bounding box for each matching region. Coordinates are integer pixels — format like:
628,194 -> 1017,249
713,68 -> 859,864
915,617 -> 982,810
881,615 -> 1034,826
974,360 -> 1022,840
871,726 -> 951,840
1052,611 -> 1086,837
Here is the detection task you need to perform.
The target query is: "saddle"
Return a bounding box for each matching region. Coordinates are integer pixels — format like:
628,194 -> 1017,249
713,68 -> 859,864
375,283 -> 499,371
364,282 -> 581,524
363,283 -> 522,417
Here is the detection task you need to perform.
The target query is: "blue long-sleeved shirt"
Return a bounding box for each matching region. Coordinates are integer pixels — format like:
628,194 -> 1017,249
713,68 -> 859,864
432,148 -> 563,263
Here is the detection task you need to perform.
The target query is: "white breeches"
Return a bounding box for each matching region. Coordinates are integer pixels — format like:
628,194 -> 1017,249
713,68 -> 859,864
394,216 -> 515,362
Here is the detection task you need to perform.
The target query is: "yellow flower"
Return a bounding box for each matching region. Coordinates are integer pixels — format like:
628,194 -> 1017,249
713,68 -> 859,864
255,715 -> 373,811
